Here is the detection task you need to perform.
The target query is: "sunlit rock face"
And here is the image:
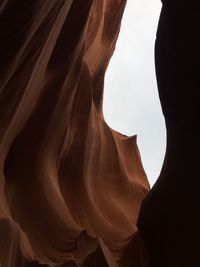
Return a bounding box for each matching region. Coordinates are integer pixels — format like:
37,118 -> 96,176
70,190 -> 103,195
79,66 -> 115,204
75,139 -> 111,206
0,1 -> 149,266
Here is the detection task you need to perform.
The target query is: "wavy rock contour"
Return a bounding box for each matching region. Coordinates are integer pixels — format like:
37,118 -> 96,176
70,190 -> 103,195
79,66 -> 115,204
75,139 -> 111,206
0,1 -> 149,266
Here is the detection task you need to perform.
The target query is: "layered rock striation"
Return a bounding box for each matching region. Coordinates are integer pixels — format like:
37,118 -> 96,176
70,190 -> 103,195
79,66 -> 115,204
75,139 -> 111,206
0,1 -> 149,266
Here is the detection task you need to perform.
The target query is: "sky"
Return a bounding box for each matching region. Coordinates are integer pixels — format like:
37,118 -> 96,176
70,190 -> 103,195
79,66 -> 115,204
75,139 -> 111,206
103,0 -> 165,186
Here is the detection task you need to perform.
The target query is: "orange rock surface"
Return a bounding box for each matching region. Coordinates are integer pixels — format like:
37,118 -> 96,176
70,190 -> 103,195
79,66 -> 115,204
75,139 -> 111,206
0,1 -> 149,266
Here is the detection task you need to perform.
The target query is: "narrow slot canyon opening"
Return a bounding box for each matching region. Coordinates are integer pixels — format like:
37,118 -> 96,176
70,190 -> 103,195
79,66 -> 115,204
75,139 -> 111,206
103,0 -> 165,186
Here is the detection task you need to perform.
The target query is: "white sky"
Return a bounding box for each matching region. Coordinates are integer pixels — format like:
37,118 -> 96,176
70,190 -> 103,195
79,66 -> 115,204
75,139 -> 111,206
103,0 -> 166,186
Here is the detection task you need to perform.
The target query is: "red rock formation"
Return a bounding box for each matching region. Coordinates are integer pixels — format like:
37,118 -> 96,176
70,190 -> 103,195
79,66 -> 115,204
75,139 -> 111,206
0,1 -> 149,266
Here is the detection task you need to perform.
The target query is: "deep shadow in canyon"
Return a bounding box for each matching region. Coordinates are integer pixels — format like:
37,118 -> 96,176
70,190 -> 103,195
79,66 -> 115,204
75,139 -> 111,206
138,1 -> 200,266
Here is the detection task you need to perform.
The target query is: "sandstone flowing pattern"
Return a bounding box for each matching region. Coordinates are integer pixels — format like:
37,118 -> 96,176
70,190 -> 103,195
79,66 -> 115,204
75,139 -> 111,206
0,1 -> 149,266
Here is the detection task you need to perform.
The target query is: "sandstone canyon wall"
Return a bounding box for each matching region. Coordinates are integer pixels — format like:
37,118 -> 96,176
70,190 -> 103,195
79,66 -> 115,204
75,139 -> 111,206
0,1 -> 149,266
138,1 -> 200,266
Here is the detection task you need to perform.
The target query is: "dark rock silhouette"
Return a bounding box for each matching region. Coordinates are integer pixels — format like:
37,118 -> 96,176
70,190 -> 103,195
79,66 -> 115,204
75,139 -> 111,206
138,1 -> 200,266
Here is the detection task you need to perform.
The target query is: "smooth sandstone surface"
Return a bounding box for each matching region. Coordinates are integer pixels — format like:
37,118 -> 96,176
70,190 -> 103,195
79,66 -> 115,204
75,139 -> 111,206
0,1 -> 149,266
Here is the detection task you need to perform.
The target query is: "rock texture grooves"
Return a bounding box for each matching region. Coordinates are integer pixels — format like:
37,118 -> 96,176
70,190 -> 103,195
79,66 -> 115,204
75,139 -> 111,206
138,1 -> 200,266
0,1 -> 149,266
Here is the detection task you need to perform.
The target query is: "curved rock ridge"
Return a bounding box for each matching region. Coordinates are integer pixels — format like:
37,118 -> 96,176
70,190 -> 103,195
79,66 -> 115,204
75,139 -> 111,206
0,1 -> 149,266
